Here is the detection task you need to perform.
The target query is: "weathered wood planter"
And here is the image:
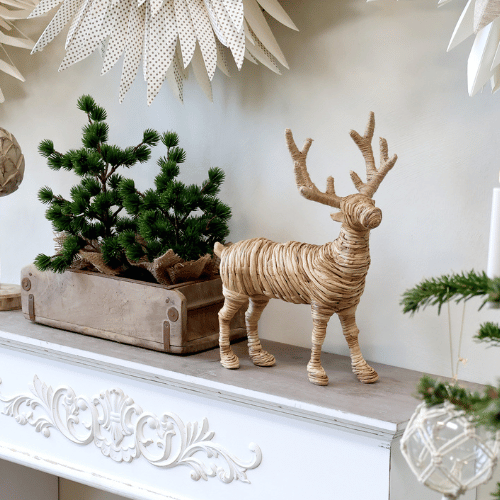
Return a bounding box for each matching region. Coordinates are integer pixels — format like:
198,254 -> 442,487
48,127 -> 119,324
20,264 -> 246,354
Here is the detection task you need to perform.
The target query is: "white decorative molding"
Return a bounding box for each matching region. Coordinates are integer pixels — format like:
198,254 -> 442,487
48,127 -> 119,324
0,375 -> 262,483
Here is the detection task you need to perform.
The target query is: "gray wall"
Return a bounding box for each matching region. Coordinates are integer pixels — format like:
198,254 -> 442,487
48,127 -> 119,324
1,1 -> 498,395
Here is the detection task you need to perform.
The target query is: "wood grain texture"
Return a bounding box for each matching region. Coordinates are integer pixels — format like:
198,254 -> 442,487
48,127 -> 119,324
0,284 -> 21,311
20,265 -> 245,353
0,310 -> 484,438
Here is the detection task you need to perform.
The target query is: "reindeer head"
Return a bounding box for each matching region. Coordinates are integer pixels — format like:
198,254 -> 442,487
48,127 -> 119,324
285,112 -> 397,232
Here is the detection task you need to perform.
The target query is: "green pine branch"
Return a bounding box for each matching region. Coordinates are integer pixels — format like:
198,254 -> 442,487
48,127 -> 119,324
36,95 -> 162,273
476,322 -> 500,346
416,375 -> 500,432
404,270 -> 500,499
118,135 -> 231,263
36,97 -> 232,279
492,483 -> 500,500
400,270 -> 500,315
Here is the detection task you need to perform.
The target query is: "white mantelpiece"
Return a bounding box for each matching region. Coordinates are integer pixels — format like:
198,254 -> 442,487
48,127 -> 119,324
0,311 -> 479,500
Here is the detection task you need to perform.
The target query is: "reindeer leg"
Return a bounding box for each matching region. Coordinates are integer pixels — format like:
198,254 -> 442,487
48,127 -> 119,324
219,288 -> 248,370
247,296 -> 275,367
307,303 -> 334,386
338,309 -> 378,384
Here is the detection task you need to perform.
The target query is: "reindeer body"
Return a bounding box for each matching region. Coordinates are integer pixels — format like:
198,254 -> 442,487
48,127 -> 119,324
217,113 -> 397,386
217,229 -> 370,312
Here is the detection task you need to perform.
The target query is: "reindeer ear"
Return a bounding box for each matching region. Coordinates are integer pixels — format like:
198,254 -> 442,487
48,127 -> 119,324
330,212 -> 344,223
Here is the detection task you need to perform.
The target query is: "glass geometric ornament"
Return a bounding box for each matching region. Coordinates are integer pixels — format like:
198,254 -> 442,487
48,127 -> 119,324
401,402 -> 500,500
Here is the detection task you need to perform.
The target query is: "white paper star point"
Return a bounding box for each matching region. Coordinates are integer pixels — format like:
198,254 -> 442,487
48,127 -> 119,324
29,0 -> 297,104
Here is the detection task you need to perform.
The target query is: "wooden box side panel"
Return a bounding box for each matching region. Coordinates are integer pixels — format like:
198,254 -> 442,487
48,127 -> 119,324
169,279 -> 247,352
182,302 -> 246,344
20,265 -> 180,346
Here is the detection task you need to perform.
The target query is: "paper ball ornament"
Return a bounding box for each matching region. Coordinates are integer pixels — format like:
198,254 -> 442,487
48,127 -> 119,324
401,402 -> 500,499
0,128 -> 25,197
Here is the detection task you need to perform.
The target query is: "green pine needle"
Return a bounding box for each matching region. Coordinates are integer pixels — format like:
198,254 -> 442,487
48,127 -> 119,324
492,482 -> 500,500
76,95 -> 96,114
37,96 -> 232,278
161,131 -> 179,148
38,186 -> 54,204
82,122 -> 109,148
38,139 -> 55,158
475,322 -> 500,345
417,375 -> 484,413
100,144 -> 123,166
89,105 -> 107,122
134,144 -> 151,163
34,253 -> 53,271
208,166 -> 225,186
143,129 -> 161,146
47,154 -> 64,171
417,375 -> 500,434
168,146 -> 186,164
401,270 -> 491,315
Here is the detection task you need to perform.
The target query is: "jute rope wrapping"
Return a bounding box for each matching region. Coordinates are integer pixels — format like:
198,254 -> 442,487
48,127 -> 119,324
217,112 -> 397,386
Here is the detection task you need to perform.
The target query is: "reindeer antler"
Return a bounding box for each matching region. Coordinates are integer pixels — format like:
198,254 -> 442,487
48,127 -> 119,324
349,112 -> 397,198
285,129 -> 342,209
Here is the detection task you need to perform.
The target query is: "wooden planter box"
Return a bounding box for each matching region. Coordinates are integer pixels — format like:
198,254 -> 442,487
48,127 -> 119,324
20,264 -> 246,354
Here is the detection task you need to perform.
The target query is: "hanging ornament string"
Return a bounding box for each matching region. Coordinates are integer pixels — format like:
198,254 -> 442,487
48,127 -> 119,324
28,0 -> 298,104
447,300 -> 455,379
447,299 -> 467,383
455,301 -> 467,378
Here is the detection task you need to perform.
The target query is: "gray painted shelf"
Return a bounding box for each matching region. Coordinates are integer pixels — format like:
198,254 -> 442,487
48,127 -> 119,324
0,309 -> 476,443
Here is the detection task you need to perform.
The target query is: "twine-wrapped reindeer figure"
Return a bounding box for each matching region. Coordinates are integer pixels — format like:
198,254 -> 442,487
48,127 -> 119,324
215,113 -> 397,386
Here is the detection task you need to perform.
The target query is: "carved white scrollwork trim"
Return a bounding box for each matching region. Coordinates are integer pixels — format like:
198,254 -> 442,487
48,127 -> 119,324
0,376 -> 262,483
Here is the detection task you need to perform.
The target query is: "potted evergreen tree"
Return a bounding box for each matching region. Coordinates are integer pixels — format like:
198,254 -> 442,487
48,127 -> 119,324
20,96 -> 245,353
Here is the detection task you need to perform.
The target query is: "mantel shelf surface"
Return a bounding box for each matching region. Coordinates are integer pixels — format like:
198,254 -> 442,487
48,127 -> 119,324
0,310 -> 463,444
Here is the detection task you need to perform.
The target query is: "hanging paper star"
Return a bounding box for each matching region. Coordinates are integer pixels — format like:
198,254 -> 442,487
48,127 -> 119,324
444,0 -> 500,96
0,0 -> 38,103
29,0 -> 298,104
371,0 -> 500,96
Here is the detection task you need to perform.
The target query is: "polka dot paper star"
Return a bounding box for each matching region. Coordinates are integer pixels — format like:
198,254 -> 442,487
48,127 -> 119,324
29,0 -> 298,104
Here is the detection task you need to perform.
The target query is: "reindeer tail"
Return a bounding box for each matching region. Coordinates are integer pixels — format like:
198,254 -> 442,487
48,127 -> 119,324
214,241 -> 234,257
214,242 -> 225,257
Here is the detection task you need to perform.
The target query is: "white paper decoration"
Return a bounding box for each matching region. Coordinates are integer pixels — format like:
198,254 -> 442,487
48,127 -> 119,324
401,402 -> 500,499
28,0 -> 298,104
0,0 -> 38,103
371,0 -> 500,97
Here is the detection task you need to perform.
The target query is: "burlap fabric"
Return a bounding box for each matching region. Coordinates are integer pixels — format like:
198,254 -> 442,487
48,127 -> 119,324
54,234 -> 216,284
